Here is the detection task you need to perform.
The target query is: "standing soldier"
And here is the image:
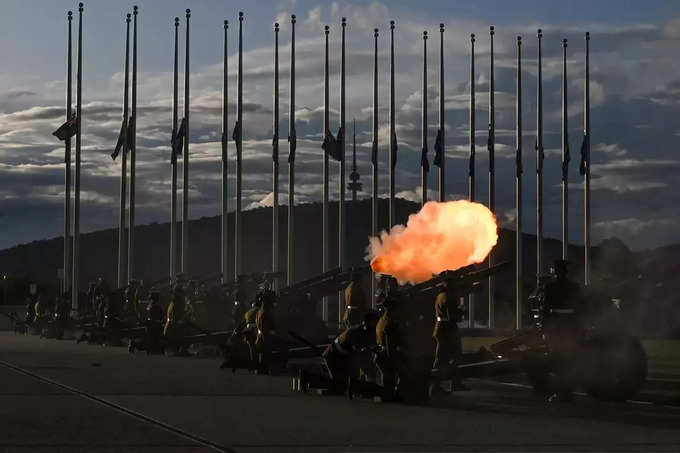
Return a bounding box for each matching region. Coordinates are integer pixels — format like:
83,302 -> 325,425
542,259 -> 583,401
343,269 -> 367,328
375,293 -> 408,401
232,296 -> 261,370
255,287 -> 278,374
432,280 -> 468,393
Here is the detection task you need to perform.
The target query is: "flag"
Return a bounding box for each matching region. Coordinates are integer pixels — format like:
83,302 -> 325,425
433,128 -> 444,167
391,131 -> 398,168
52,114 -> 78,142
272,132 -> 279,163
421,146 -> 429,173
516,147 -> 523,176
171,118 -> 186,163
371,139 -> 378,166
579,133 -> 589,176
562,144 -> 570,181
232,120 -> 242,145
336,125 -> 345,162
287,126 -> 297,163
322,130 -> 340,161
111,118 -> 128,160
221,131 -> 227,161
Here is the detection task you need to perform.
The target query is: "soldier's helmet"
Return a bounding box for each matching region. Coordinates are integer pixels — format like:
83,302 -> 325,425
550,259 -> 569,276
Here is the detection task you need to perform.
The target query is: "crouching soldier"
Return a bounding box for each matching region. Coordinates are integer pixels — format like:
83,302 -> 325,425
255,287 -> 280,374
322,310 -> 380,398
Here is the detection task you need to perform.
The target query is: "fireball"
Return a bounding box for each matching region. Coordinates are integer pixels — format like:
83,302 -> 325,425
368,200 -> 498,285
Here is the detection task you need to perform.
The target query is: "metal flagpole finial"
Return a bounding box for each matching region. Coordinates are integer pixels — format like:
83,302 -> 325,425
275,22 -> 279,31
68,10 -> 73,19
342,17 -> 346,26
224,19 -> 228,29
440,23 -> 444,32
585,31 -> 590,40
537,28 -> 542,38
127,13 -> 131,23
423,30 -> 427,40
133,5 -> 138,15
374,28 -> 378,37
390,20 -> 395,30
518,35 -> 522,44
239,11 -> 243,21
471,33 -> 475,43
490,25 -> 494,35
291,14 -> 296,23
325,25 -> 329,34
563,38 -> 568,47
186,9 -> 191,18
79,2 -> 83,12
175,17 -> 179,26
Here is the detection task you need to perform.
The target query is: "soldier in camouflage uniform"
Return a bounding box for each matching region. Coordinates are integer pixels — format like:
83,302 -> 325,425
432,280 -> 468,393
342,270 -> 367,329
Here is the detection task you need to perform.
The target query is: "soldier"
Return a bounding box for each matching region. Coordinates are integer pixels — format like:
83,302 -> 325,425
374,292 -> 409,401
86,282 -> 96,316
432,280 -> 468,393
24,296 -> 35,327
342,269 -> 368,329
164,277 -> 187,336
542,259 -> 583,402
93,277 -> 110,327
130,291 -> 164,354
255,287 -> 278,374
323,310 -> 380,396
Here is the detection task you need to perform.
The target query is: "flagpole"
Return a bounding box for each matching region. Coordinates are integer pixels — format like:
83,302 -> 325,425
221,19 -> 229,284
338,17 -> 346,322
421,30 -> 428,207
235,11 -> 243,278
488,25 -> 495,328
287,14 -> 296,287
371,27 -> 379,310
561,38 -> 569,261
72,2 -> 83,313
128,5 -> 138,284
170,17 -> 179,283
584,32 -> 591,285
117,13 -> 131,289
273,22 -> 280,291
536,29 -> 544,286
64,11 -> 73,296
468,32 -> 476,328
388,20 -> 396,230
181,8 -> 190,275
322,24 -> 329,323
438,24 -> 445,202
515,36 -> 523,331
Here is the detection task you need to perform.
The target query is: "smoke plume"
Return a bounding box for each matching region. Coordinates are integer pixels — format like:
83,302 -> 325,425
367,200 -> 498,285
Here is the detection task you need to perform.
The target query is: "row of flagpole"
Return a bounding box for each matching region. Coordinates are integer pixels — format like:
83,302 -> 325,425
56,7 -> 591,330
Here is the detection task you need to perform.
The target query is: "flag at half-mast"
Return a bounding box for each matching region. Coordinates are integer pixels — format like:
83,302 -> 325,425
287,125 -> 297,163
433,128 -> 444,167
322,128 -> 340,161
171,117 -> 186,163
111,118 -> 128,160
52,113 -> 78,142
579,133 -> 589,176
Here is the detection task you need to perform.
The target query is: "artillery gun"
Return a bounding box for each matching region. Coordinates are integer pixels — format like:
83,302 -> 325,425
486,278 -> 648,401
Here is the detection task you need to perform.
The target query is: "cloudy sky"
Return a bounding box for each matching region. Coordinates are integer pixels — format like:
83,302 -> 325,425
1,0 -> 679,251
